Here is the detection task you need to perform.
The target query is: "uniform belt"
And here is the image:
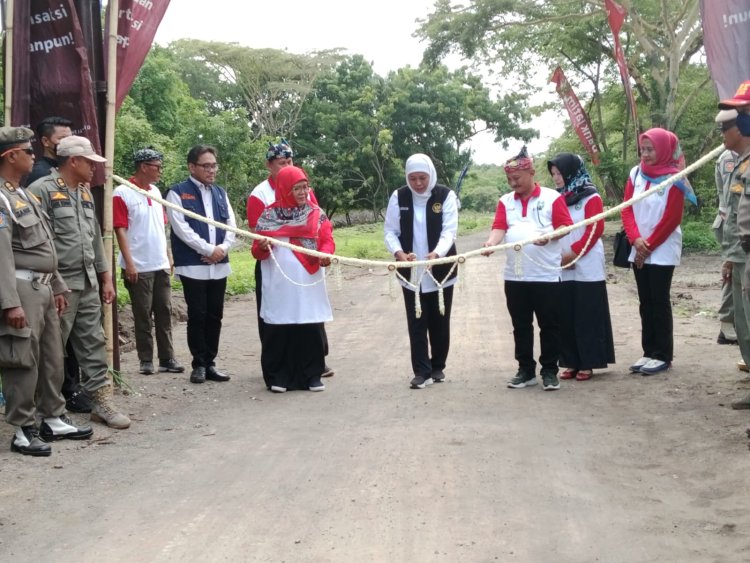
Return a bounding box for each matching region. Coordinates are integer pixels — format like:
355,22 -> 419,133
15,269 -> 53,285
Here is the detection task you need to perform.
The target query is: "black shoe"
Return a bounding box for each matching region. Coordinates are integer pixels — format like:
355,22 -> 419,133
717,331 -> 738,345
321,365 -> 335,378
190,367 -> 206,384
65,389 -> 92,413
205,366 -> 230,382
10,426 -> 51,457
309,377 -> 325,392
40,414 -> 93,441
159,358 -> 185,373
139,361 -> 155,375
432,370 -> 446,382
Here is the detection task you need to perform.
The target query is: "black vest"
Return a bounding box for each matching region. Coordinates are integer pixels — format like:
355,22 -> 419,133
397,184 -> 457,283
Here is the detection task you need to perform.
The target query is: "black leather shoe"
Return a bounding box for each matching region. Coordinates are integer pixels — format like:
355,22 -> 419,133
190,367 -> 206,384
65,389 -> 92,413
205,366 -> 230,382
40,415 -> 94,441
11,426 -> 52,457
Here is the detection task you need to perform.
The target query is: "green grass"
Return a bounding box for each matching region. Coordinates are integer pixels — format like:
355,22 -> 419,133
681,219 -> 720,253
116,212 -> 495,306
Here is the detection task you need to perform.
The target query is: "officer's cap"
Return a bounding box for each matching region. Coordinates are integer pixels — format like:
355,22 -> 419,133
57,135 -> 106,162
0,126 -> 34,152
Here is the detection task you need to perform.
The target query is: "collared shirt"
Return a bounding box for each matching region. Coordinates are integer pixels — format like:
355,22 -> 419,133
166,176 -> 237,280
0,180 -> 67,309
28,169 -> 109,290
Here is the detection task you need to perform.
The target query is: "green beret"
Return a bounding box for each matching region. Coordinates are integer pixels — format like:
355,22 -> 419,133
0,126 -> 34,151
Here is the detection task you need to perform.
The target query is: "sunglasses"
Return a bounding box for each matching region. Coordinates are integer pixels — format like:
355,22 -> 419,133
0,146 -> 34,157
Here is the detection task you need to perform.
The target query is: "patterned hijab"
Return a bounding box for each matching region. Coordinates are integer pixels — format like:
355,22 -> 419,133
255,166 -> 323,273
546,152 -> 598,206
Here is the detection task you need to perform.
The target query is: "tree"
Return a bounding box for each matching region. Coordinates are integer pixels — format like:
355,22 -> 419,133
168,40 -> 340,139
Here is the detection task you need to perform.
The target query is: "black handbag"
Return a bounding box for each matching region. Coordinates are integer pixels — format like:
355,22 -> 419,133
613,229 -> 632,269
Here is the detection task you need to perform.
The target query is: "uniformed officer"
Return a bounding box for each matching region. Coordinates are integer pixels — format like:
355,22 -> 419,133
714,123 -> 739,346
0,126 -> 92,456
29,136 -> 130,429
719,80 -> 750,409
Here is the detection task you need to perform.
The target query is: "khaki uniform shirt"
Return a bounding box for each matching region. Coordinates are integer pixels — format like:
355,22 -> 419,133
722,153 -> 748,263
714,149 -> 737,229
0,177 -> 67,310
29,169 -> 109,290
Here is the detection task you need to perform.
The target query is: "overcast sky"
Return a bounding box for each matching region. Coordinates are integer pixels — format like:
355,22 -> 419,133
154,0 -> 561,165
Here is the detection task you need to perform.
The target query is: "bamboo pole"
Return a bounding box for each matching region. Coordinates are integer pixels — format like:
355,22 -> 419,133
103,0 -> 118,366
4,0 -> 14,125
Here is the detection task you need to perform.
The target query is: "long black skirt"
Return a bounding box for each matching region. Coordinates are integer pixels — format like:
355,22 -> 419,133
261,322 -> 326,391
559,280 -> 616,370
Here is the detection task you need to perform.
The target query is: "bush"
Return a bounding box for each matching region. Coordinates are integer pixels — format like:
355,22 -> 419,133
681,219 -> 719,252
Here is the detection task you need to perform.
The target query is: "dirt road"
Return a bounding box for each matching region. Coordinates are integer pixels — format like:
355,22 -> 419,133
1,232 -> 749,562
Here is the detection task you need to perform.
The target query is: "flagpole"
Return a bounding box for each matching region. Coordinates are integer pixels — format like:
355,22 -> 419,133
4,0 -> 14,125
103,0 -> 119,366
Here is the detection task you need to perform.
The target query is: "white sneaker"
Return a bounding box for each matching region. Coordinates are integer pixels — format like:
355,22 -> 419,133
639,359 -> 671,375
721,321 -> 738,341
629,357 -> 652,373
270,386 -> 287,393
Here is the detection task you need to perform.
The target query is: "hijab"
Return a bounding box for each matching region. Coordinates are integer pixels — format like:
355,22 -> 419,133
546,152 -> 598,206
405,153 -> 437,202
255,165 -> 323,274
638,128 -> 697,205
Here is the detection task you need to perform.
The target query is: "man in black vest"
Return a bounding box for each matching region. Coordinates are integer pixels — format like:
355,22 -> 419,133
384,153 -> 458,389
166,145 -> 236,384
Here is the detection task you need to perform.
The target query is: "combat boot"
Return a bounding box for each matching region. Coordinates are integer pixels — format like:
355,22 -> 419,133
731,391 -> 750,410
90,385 -> 131,429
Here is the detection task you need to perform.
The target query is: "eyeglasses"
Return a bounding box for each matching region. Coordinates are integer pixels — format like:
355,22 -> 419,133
143,163 -> 163,171
717,121 -> 737,133
194,162 -> 219,171
292,186 -> 310,193
0,146 -> 34,157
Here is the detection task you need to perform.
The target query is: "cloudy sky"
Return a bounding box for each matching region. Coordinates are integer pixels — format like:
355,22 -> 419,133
154,0 -> 561,164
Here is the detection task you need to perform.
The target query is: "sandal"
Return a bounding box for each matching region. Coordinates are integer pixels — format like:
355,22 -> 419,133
560,368 -> 578,380
576,370 -> 593,381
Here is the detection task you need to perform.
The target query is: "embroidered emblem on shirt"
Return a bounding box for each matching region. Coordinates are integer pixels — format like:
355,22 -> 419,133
82,191 -> 91,202
432,202 -> 442,213
181,193 -> 197,200
731,181 -> 743,194
55,178 -> 67,188
537,200 -> 546,210
725,161 -> 736,174
51,191 -> 69,201
4,181 -> 15,192
15,199 -> 27,210
0,211 -> 6,229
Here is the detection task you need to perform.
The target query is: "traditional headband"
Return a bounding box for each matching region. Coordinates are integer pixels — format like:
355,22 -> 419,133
504,145 -> 533,173
266,138 -> 293,161
134,147 -> 163,163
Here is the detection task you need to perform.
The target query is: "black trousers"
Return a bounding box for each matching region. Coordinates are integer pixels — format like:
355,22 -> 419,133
261,323 -> 325,390
180,276 -> 227,369
61,341 -> 81,399
402,285 -> 453,377
255,259 -> 329,356
504,280 -> 561,374
633,264 -> 674,362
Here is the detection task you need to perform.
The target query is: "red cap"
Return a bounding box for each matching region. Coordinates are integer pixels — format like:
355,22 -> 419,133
719,80 -> 750,109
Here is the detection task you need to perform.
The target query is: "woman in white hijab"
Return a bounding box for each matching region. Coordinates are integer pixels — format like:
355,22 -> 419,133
384,153 -> 459,389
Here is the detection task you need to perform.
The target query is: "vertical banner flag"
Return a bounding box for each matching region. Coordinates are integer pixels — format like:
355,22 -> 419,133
10,1 -> 100,135
700,0 -> 750,100
10,0 -> 103,181
106,0 -> 171,110
550,67 -> 601,165
605,0 -> 638,126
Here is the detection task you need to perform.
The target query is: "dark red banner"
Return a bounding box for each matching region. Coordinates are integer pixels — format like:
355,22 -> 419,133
605,0 -> 638,126
105,0 -> 171,110
701,0 -> 750,100
550,67 -> 601,165
10,0 -> 103,182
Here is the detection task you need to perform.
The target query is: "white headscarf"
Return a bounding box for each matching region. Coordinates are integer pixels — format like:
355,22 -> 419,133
405,153 -> 437,203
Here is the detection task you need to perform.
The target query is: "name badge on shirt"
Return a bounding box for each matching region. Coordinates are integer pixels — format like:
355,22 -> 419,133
181,193 -> 197,201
